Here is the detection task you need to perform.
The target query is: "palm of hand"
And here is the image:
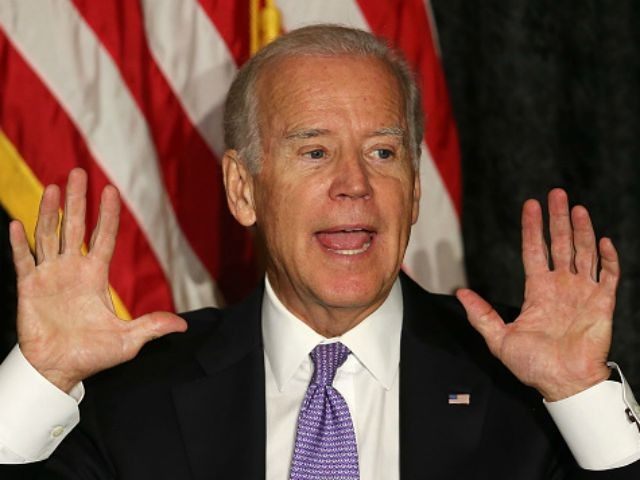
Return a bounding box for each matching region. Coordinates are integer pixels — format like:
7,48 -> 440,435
499,268 -> 613,400
17,253 -> 125,390
10,169 -> 186,393
457,190 -> 619,401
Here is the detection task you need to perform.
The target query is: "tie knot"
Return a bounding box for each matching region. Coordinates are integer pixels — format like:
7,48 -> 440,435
310,342 -> 350,386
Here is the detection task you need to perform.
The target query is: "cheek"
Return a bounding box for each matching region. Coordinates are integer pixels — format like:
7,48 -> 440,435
377,181 -> 417,255
256,181 -> 308,251
378,176 -> 415,218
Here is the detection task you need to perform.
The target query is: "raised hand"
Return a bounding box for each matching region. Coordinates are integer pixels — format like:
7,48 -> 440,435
457,189 -> 618,401
9,169 -> 187,393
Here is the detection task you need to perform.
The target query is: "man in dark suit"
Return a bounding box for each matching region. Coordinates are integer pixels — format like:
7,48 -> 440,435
1,25 -> 639,479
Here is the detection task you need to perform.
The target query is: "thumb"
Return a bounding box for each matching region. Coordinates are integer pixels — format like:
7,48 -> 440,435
456,288 -> 506,358
124,311 -> 188,356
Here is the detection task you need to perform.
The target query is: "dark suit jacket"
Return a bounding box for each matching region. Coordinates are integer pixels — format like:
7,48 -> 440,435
5,274 -> 640,479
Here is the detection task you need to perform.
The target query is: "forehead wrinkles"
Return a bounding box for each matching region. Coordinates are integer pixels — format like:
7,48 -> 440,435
256,57 -> 406,149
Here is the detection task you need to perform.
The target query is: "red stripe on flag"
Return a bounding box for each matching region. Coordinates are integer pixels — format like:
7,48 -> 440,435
198,0 -> 251,66
356,0 -> 462,215
0,28 -> 175,316
71,0 -> 257,303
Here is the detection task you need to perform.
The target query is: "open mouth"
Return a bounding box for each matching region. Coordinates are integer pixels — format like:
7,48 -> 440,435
315,227 -> 376,256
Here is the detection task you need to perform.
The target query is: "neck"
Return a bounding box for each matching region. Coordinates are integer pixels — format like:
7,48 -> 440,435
293,304 -> 382,338
266,274 -> 391,337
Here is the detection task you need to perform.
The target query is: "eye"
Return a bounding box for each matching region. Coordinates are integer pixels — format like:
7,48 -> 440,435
304,149 -> 326,160
374,148 -> 394,160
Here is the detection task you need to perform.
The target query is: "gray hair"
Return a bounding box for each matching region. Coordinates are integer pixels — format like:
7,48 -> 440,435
223,24 -> 424,173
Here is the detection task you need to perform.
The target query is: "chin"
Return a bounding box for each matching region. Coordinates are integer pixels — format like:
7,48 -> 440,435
312,275 -> 388,311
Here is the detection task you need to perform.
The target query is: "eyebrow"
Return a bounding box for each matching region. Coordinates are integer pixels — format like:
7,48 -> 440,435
284,126 -> 406,140
284,128 -> 331,140
370,126 -> 406,138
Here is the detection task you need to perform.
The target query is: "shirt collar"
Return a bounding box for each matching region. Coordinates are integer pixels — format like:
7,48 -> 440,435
262,276 -> 403,392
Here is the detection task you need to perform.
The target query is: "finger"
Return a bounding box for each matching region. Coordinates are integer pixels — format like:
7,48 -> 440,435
571,205 -> 598,280
521,199 -> 549,276
456,288 -> 507,358
598,237 -> 620,295
9,220 -> 36,277
123,312 -> 188,358
34,184 -> 61,264
61,168 -> 88,255
88,185 -> 121,263
548,188 -> 574,272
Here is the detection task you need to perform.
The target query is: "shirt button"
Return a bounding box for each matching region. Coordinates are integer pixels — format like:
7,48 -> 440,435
51,426 -> 65,438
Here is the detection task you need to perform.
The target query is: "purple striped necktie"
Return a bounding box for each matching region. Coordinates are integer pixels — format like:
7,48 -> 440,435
289,342 -> 360,480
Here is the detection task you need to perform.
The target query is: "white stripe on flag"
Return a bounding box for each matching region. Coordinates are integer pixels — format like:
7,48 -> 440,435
404,149 -> 466,293
278,0 -> 369,29
140,0 -> 237,158
0,0 -> 222,310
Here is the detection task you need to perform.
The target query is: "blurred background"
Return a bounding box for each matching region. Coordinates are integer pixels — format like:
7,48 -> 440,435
1,1 -> 638,386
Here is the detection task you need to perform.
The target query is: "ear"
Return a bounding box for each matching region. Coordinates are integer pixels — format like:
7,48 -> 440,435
411,169 -> 421,225
222,150 -> 257,227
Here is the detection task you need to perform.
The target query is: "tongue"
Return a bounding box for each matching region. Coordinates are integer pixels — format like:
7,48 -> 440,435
316,231 -> 371,250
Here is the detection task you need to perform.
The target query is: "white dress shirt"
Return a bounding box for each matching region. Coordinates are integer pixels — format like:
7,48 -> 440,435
263,276 -> 403,480
0,276 -> 639,476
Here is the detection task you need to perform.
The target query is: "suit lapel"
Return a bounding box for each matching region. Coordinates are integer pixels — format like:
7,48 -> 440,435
172,287 -> 266,480
399,274 -> 493,478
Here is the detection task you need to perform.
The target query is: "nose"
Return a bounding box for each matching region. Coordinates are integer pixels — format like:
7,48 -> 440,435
328,152 -> 372,201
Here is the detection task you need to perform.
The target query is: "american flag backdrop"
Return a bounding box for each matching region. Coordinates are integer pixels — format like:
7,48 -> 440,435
0,0 -> 465,319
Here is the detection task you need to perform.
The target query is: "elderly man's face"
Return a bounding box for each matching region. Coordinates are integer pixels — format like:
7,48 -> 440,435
227,55 -> 420,331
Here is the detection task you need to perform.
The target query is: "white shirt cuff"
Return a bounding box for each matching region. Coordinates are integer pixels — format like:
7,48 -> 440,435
0,345 -> 82,463
545,376 -> 640,470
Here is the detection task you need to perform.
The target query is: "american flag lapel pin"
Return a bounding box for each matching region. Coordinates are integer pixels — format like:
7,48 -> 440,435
448,393 -> 471,405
